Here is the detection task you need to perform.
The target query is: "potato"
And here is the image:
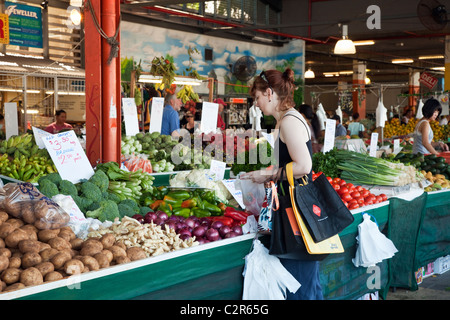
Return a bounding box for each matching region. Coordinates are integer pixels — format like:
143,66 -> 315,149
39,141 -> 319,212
5,218 -> 24,228
58,229 -> 76,242
0,280 -> 5,291
100,233 -> 115,249
80,240 -> 103,256
114,241 -> 127,250
22,252 -> 42,268
50,251 -> 71,270
0,223 -> 17,239
0,211 -> 8,223
126,247 -> 147,261
0,255 -> 9,272
20,225 -> 38,241
79,256 -> 99,271
93,253 -> 110,269
0,248 -> 11,258
0,238 -> 4,249
48,237 -> 72,251
35,262 -> 54,277
20,267 -> 43,286
40,248 -> 59,262
101,250 -> 113,263
109,245 -> 127,261
38,229 -> 60,243
44,271 -> 64,282
3,283 -> 25,292
5,228 -> 29,248
39,242 -> 51,252
18,240 -> 42,254
70,238 -> 84,251
64,259 -> 84,275
8,256 -> 21,269
115,256 -> 131,264
1,267 -> 21,285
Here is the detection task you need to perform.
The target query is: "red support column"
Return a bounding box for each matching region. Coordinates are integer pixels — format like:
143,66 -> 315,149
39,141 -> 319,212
352,60 -> 366,118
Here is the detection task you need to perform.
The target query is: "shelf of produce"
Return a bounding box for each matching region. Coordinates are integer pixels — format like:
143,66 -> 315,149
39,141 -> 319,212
0,233 -> 255,300
150,168 -> 231,187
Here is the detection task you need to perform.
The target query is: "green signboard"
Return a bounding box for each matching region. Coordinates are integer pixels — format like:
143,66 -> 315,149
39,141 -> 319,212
4,1 -> 42,48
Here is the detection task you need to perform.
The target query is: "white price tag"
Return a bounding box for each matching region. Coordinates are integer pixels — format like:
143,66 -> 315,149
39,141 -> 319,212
32,126 -> 52,149
200,102 -> 219,134
122,98 -> 140,136
323,119 -> 336,153
222,179 -> 245,209
369,132 -> 379,157
209,159 -> 226,181
149,97 -> 165,133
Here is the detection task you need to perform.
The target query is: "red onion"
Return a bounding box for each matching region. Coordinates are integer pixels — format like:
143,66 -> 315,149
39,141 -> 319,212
196,237 -> 210,244
224,231 -> 239,238
184,217 -> 197,229
231,225 -> 243,235
211,220 -> 224,230
132,215 -> 144,223
178,228 -> 192,237
206,228 -> 220,241
219,225 -> 231,237
179,234 -> 191,241
157,211 -> 169,221
144,212 -> 157,221
192,226 -> 207,238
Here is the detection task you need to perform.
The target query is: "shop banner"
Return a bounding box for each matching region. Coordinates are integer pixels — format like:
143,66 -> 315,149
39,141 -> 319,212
419,72 -> 438,90
4,2 -> 42,48
0,13 -> 9,44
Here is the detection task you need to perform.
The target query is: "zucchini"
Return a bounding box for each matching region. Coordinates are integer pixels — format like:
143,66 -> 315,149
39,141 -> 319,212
434,162 -> 446,170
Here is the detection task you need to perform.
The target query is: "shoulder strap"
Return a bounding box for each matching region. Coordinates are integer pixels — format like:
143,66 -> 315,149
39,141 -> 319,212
282,111 -> 311,140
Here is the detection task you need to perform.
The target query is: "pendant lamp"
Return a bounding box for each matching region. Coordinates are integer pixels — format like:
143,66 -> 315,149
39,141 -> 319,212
334,25 -> 356,55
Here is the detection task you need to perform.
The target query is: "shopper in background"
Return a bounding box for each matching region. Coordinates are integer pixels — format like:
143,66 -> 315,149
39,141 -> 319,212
161,93 -> 182,137
182,110 -> 196,134
45,109 -> 73,134
347,112 -> 365,138
401,109 -> 413,125
298,104 -> 322,153
241,68 -> 323,300
413,98 -> 449,155
214,98 -> 226,131
332,114 -> 347,137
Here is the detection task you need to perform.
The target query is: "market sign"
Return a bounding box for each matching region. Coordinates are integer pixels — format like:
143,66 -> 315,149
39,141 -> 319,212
0,13 -> 9,44
4,1 -> 42,48
419,72 -> 438,90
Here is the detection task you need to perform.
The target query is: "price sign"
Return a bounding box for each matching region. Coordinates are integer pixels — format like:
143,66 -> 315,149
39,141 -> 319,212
369,132 -> 379,157
200,102 -> 219,134
43,130 -> 94,184
122,98 -> 139,136
209,159 -> 226,181
32,126 -> 52,149
149,97 -> 165,133
323,119 -> 336,153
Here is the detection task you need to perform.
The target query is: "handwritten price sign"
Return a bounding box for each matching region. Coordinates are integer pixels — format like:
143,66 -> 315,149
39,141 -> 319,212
43,130 -> 94,184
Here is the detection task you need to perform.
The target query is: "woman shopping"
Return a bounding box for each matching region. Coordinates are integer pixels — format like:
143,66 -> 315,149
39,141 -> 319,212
413,98 -> 449,155
240,68 -> 323,300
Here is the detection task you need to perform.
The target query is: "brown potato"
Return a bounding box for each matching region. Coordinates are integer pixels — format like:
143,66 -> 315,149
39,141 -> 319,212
22,252 -> 42,269
50,251 -> 71,270
5,218 -> 23,228
93,253 -> 110,269
5,228 -> 29,248
79,256 -> 99,271
48,237 -> 72,251
37,229 -> 60,243
0,211 -> 8,223
0,223 -> 17,239
1,267 -> 21,285
40,248 -> 59,262
8,256 -> 21,269
18,240 -> 42,254
0,280 -> 5,291
58,230 -> 75,242
101,250 -> 113,263
109,245 -> 127,261
80,240 -> 103,256
39,242 -> 51,252
0,255 -> 9,272
20,267 -> 43,286
21,206 -> 36,224
20,225 -> 38,241
115,256 -> 131,264
126,247 -> 147,261
35,262 -> 54,277
0,248 -> 11,258
3,282 -> 25,292
64,259 -> 84,275
114,241 -> 127,250
44,271 -> 64,282
0,238 -> 4,249
100,233 -> 115,249
69,238 -> 84,251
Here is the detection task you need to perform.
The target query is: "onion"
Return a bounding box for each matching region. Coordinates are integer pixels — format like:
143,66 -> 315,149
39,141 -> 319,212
178,228 -> 192,237
196,237 -> 209,244
164,220 -> 176,231
157,211 -> 169,221
144,212 -> 157,221
179,234 -> 191,241
206,228 -> 220,241
154,217 -> 165,226
184,217 -> 198,229
192,225 -> 207,238
132,215 -> 144,223
219,225 -> 231,237
211,220 -> 224,230
224,231 -> 239,238
231,225 -> 243,235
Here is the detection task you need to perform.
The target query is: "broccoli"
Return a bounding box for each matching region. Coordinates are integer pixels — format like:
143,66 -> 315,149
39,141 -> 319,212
58,179 -> 78,198
140,206 -> 153,215
89,170 -> 110,193
118,203 -> 138,218
105,191 -> 121,204
39,179 -> 59,198
72,195 -> 94,213
87,201 -> 101,212
119,199 -> 139,214
85,199 -> 120,222
38,172 -> 62,187
80,181 -> 103,203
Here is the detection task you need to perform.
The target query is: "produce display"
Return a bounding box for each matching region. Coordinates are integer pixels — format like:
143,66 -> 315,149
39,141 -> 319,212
392,152 -> 450,180
383,117 -> 449,141
0,134 -> 56,183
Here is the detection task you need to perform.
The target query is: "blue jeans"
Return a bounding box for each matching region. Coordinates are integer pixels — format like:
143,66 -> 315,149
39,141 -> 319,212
279,258 -> 323,300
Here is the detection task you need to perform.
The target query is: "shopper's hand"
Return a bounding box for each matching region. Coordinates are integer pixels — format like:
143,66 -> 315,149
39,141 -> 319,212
240,166 -> 279,184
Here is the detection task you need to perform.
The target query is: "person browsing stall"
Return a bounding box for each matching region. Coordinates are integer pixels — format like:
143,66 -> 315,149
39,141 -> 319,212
413,98 -> 449,155
240,69 -> 323,300
333,114 -> 347,137
347,112 -> 365,137
45,110 -> 73,134
182,110 -> 196,134
161,93 -> 182,137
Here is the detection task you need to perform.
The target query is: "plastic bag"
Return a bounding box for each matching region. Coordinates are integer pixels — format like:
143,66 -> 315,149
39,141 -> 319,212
242,239 -> 301,300
352,213 -> 398,268
0,182 -> 70,230
258,181 -> 278,232
121,154 -> 153,174
235,178 -> 265,215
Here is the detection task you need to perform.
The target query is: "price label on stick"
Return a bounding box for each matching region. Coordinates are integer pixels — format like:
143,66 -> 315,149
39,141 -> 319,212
122,98 -> 140,136
32,126 -> 52,149
369,132 -> 379,157
200,102 -> 219,134
43,130 -> 94,184
149,97 -> 165,133
323,119 -> 336,153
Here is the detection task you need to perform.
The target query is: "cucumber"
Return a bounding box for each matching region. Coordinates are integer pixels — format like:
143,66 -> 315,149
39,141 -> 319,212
434,162 -> 446,170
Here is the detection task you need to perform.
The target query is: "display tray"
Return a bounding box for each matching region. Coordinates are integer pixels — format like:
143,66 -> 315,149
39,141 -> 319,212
0,233 -> 255,300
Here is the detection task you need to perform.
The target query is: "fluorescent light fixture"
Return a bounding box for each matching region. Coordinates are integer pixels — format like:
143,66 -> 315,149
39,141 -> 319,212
70,0 -> 83,6
26,110 -> 39,114
392,58 -> 413,64
0,88 -> 40,93
138,75 -> 203,86
353,40 -> 375,46
323,72 -> 339,77
334,25 -> 356,55
45,90 -> 85,95
418,55 -> 444,60
339,70 -> 353,75
431,66 -> 445,71
304,68 -> 315,79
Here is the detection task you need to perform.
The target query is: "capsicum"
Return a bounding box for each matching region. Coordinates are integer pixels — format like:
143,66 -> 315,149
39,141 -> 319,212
173,207 -> 191,218
209,216 -> 234,226
181,198 -> 197,208
158,201 -> 173,216
224,207 -> 249,222
167,190 -> 191,200
202,190 -> 216,204
202,200 -> 222,216
149,199 -> 164,210
192,208 -> 211,217
163,195 -> 183,208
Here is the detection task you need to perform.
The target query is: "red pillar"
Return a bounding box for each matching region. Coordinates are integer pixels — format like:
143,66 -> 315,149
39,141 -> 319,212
352,61 -> 366,118
85,0 -> 121,165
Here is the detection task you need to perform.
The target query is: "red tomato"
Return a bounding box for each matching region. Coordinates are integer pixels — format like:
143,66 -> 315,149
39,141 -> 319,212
327,176 -> 333,183
332,178 -> 341,184
349,198 -> 358,204
356,196 -> 365,205
338,187 -> 349,195
339,179 -> 347,187
341,193 -> 352,202
350,191 -> 361,198
349,203 -> 359,210
361,189 -> 370,198
380,194 -> 387,201
356,185 -> 363,192
346,183 -> 354,189
375,195 -> 382,203
342,200 -> 349,208
333,184 -> 341,191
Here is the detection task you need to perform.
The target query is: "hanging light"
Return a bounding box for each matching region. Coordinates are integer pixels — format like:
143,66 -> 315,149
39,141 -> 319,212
334,25 -> 356,55
70,7 -> 82,26
304,68 -> 315,79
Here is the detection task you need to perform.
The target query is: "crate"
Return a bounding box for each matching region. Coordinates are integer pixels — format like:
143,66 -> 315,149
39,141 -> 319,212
437,152 -> 450,164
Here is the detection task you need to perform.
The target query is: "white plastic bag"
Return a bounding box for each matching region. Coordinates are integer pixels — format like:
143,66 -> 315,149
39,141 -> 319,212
235,178 -> 265,215
353,213 -> 398,268
242,239 -> 301,300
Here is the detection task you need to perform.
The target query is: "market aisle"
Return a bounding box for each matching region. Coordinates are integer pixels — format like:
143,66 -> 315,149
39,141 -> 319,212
385,271 -> 450,300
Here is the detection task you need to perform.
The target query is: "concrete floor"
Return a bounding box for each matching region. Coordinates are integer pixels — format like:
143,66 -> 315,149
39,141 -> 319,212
385,271 -> 450,300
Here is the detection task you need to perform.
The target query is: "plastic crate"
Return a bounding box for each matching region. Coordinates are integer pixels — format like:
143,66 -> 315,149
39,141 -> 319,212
437,152 -> 450,164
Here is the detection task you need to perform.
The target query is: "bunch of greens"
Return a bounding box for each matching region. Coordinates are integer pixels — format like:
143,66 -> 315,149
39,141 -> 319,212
312,148 -> 341,178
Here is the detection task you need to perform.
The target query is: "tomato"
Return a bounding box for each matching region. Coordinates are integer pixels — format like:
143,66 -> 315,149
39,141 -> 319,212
326,176 -> 332,183
341,192 -> 352,202
349,198 -> 358,204
356,196 -> 365,205
342,200 -> 349,208
375,195 -> 382,203
339,179 -> 347,187
332,178 -> 341,184
380,194 -> 387,201
365,199 -> 374,206
350,191 -> 361,198
346,183 -> 354,189
333,184 -> 341,191
356,185 -> 363,192
349,203 -> 359,210
338,187 -> 349,195
361,189 -> 370,198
